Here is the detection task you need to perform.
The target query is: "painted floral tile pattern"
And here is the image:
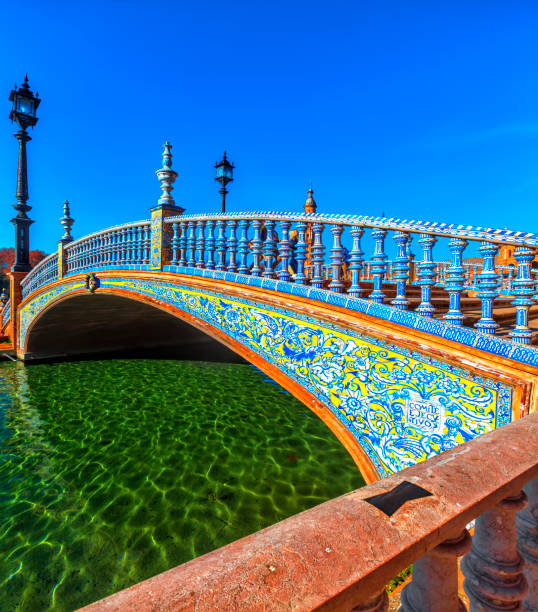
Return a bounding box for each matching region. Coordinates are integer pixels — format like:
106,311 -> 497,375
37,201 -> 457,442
19,277 -> 513,477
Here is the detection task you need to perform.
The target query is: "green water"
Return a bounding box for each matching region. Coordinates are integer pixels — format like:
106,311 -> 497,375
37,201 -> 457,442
0,359 -> 364,611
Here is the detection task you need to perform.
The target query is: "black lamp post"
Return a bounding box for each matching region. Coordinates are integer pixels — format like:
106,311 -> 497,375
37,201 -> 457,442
214,151 -> 234,213
8,75 -> 40,272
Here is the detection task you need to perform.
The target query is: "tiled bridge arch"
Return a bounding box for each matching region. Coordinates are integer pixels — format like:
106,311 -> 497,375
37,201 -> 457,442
17,269 -> 535,483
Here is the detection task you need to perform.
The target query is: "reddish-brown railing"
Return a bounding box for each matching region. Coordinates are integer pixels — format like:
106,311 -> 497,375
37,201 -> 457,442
79,411 -> 538,612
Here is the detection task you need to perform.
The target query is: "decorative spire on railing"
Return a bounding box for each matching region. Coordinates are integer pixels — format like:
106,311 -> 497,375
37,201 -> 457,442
304,184 -> 317,213
59,200 -> 75,243
0,288 -> 8,308
155,141 -> 185,212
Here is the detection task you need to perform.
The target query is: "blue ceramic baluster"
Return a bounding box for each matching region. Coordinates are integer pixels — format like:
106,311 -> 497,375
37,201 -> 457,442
310,223 -> 325,289
510,247 -> 535,344
238,220 -> 250,274
251,220 -> 264,277
348,226 -> 364,298
391,231 -> 410,310
206,221 -> 216,270
415,234 -> 437,317
196,221 -> 205,268
171,222 -> 180,266
227,220 -> 238,272
187,221 -> 197,267
263,220 -> 278,278
444,238 -> 467,326
328,224 -> 345,292
128,227 -> 134,263
294,222 -> 308,285
507,267 -> 514,293
135,226 -> 143,264
278,221 -> 292,282
474,241 -> 500,334
216,220 -> 227,271
142,226 -> 150,265
369,228 -> 387,304
179,221 -> 188,266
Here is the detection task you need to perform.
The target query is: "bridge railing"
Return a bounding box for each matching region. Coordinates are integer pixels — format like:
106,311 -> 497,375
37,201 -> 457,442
18,211 -> 538,344
63,220 -> 151,274
163,212 -> 538,344
21,252 -> 59,300
81,410 -> 538,612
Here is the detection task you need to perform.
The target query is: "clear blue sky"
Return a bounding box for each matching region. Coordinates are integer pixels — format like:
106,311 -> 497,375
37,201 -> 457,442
1,1 -> 538,254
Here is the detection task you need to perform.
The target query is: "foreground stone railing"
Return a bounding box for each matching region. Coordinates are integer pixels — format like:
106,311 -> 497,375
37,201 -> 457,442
80,412 -> 538,612
20,209 -> 538,343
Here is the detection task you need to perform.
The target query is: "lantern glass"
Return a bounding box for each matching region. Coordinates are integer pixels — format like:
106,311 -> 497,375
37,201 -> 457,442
16,95 -> 35,116
216,165 -> 225,179
223,165 -> 233,179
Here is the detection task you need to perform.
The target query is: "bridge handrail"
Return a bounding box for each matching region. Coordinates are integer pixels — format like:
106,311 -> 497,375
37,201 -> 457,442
165,211 -> 538,248
20,251 -> 58,288
20,219 -> 151,296
80,411 -> 538,611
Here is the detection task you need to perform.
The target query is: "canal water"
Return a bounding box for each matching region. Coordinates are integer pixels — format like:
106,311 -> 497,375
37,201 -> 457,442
0,359 -> 364,611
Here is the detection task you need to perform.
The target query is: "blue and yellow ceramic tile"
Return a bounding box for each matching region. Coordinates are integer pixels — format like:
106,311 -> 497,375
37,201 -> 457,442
20,276 -> 513,477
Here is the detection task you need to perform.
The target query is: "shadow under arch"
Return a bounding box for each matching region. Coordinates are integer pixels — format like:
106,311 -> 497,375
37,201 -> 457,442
23,287 -> 379,483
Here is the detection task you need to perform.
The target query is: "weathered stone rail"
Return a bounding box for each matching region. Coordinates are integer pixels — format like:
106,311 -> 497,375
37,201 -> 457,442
79,410 -> 538,612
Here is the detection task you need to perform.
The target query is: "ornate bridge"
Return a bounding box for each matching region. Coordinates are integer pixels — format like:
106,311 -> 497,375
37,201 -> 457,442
2,143 -> 538,488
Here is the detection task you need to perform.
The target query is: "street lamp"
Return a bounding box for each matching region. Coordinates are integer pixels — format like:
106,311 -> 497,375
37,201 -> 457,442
8,75 -> 40,272
214,151 -> 234,213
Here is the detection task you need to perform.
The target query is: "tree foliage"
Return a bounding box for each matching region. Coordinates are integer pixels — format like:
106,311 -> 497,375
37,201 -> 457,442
0,248 -> 48,277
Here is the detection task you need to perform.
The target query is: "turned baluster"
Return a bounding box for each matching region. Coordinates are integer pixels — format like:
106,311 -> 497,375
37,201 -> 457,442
196,220 -> 206,268
517,478 -> 538,610
128,227 -> 135,263
507,267 -> 514,293
143,226 -> 150,265
216,220 -> 227,271
391,231 -> 410,310
369,228 -> 387,304
134,226 -> 142,264
294,222 -> 308,285
187,221 -> 197,267
328,224 -> 345,292
251,219 -> 264,277
310,223 -> 325,289
263,220 -> 278,278
348,226 -> 364,298
238,219 -> 250,274
278,220 -> 292,282
206,220 -> 216,270
510,247 -> 535,344
179,221 -> 188,266
171,222 -> 180,266
474,241 -> 500,335
463,492 -> 528,611
415,234 -> 437,317
227,220 -> 238,272
444,238 -> 468,326
401,528 -> 471,612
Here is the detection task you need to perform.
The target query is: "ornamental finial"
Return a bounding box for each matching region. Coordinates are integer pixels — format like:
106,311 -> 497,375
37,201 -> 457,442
0,288 -> 8,307
304,184 -> 317,213
60,200 -> 75,242
156,141 -> 178,206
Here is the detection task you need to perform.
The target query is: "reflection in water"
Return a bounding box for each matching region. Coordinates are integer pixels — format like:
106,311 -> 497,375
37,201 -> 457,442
0,359 -> 363,611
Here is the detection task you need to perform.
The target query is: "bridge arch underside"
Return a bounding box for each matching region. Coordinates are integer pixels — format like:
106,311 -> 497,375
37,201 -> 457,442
23,288 -> 379,482
20,276 -> 518,483
25,293 -> 243,363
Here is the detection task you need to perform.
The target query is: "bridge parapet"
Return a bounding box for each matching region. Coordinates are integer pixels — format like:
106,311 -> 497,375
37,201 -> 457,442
80,410 -> 538,612
19,210 -> 538,348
